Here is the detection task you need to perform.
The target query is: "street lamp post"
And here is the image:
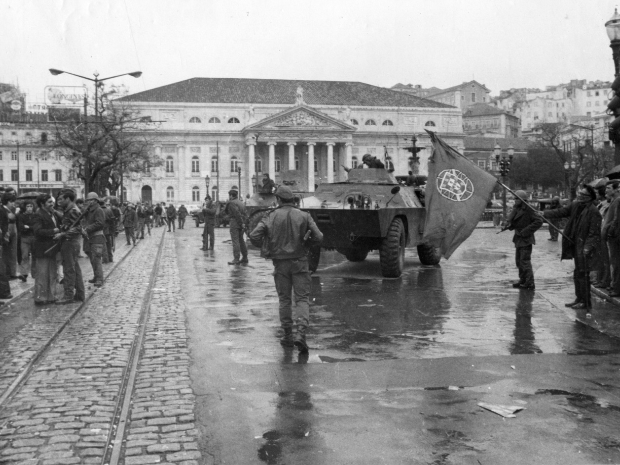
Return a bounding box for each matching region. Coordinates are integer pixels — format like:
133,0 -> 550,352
49,68 -> 142,193
494,143 -> 514,220
564,161 -> 576,199
605,9 -> 620,165
205,174 -> 210,199
237,166 -> 242,198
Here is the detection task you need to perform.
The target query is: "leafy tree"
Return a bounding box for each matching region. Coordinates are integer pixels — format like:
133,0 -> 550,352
50,87 -> 162,196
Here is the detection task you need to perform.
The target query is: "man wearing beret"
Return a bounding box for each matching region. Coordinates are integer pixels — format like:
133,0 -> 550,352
544,184 -> 602,309
249,186 -> 323,353
505,190 -> 543,290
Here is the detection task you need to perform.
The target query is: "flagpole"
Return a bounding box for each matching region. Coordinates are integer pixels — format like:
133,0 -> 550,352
495,179 -> 573,244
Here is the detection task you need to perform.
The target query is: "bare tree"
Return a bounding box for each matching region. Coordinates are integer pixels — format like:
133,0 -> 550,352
50,90 -> 162,195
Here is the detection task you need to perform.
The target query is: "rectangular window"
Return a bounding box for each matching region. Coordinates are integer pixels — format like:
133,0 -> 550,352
11,170 -> 18,181
477,160 -> 486,168
211,158 -> 218,173
26,151 -> 32,161
587,101 -> 591,107
275,158 -> 281,172
471,93 -> 476,102
596,91 -> 600,96
0,170 -> 3,181
191,159 -> 200,173
11,151 -> 16,161
41,170 -> 48,181
26,170 -> 32,181
55,170 -> 62,181
0,151 -> 2,160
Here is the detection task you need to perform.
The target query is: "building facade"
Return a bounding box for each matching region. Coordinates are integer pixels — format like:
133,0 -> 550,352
462,103 -> 521,138
426,80 -> 491,110
121,78 -> 463,205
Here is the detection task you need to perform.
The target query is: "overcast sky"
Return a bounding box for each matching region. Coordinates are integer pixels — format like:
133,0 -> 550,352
2,0 -> 619,103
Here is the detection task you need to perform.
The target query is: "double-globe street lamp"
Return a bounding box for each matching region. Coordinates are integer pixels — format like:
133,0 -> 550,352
48,68 -> 142,194
564,161 -> 576,198
493,143 -> 514,221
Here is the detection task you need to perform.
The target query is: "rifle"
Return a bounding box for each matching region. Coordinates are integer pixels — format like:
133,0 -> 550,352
44,207 -> 88,255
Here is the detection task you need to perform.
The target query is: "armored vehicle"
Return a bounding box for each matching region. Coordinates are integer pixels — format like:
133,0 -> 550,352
299,169 -> 441,278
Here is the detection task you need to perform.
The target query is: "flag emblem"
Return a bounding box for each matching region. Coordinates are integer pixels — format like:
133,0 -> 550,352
436,169 -> 474,202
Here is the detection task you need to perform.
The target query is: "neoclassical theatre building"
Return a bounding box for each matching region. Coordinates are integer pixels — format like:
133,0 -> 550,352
121,78 -> 463,204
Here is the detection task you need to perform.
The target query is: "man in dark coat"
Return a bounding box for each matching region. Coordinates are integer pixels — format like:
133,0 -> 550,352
225,190 -> 248,265
178,204 -> 188,229
544,184 -> 602,309
506,190 -> 543,290
166,204 -> 177,232
0,194 -> 12,299
201,196 -> 217,251
123,204 -> 137,246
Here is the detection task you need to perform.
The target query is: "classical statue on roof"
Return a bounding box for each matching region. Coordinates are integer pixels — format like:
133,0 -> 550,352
296,85 -> 304,105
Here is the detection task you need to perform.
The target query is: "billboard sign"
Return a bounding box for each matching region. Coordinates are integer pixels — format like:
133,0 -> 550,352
45,86 -> 87,107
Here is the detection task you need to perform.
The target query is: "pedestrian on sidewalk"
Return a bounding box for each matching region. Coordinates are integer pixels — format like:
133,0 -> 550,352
55,189 -> 85,304
543,184 -> 602,309
136,202 -> 147,239
0,193 -> 12,301
593,185 -> 612,289
178,204 -> 188,229
506,190 -> 543,291
83,192 -> 106,287
17,202 -> 36,281
603,180 -> 620,297
154,202 -> 163,227
225,190 -> 248,265
32,194 -> 61,304
123,203 -> 137,246
166,203 -> 177,232
249,186 -> 323,353
201,196 -> 216,251
144,202 -> 153,236
2,192 -> 18,280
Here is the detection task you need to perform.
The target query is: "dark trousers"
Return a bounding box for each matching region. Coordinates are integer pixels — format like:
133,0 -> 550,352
0,245 -> 11,297
125,226 -> 136,245
89,236 -> 105,284
4,231 -> 17,277
273,258 -> 311,330
203,222 -> 215,249
548,219 -> 560,240
515,245 -> 534,287
61,240 -> 85,299
179,217 -> 185,229
573,250 -> 592,307
609,240 -> 620,293
230,227 -> 247,261
167,218 -> 175,231
138,219 -> 146,238
596,238 -> 611,287
105,233 -> 114,262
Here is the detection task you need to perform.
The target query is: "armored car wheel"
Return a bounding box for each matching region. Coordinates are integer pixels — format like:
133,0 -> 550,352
343,248 -> 369,262
379,218 -> 406,278
417,243 -> 441,265
308,245 -> 321,273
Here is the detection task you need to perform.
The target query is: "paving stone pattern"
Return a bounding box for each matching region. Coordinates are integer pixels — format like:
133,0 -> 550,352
0,231 -> 201,464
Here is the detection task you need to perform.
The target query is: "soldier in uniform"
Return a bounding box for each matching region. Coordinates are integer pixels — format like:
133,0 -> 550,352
506,190 -> 543,290
249,186 -> 323,352
83,192 -> 106,287
344,153 -> 385,172
123,203 -> 138,246
225,189 -> 248,265
136,202 -> 147,239
201,196 -> 217,251
143,202 -> 153,237
178,204 -> 188,229
55,189 -> 85,304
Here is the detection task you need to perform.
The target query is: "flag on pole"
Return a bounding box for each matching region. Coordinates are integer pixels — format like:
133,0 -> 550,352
423,132 -> 497,259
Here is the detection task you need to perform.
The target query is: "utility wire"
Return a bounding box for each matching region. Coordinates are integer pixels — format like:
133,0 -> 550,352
123,0 -> 145,91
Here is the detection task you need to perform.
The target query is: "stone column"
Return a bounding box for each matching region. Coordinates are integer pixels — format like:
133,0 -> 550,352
326,142 -> 335,183
267,141 -> 276,180
307,142 -> 316,192
247,141 -> 256,195
177,145 -> 186,203
288,142 -> 296,170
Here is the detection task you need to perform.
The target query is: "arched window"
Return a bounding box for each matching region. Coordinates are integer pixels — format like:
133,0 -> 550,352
295,157 -> 300,170
275,157 -> 281,173
365,119 -> 376,126
352,156 -> 359,169
382,120 -> 394,126
211,156 -> 218,173
230,156 -> 239,173
255,156 -> 263,173
350,119 -> 359,125
166,186 -> 174,202
228,117 -> 240,124
191,156 -> 200,173
208,117 -> 221,123
425,121 -> 436,127
189,117 -> 201,123
192,186 -> 200,202
166,156 -> 174,173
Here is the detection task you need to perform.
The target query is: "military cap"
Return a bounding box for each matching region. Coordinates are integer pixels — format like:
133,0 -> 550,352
85,192 -> 99,201
362,154 -> 372,161
228,189 -> 238,197
275,185 -> 294,200
513,190 -> 528,201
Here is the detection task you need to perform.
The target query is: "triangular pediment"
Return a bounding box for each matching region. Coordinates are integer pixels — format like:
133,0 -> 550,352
244,104 -> 356,132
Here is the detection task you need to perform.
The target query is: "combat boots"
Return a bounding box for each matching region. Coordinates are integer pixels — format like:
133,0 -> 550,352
293,326 -> 309,353
280,327 -> 294,347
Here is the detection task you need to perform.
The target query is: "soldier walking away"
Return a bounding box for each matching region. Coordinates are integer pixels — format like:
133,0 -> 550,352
55,189 -> 86,304
544,184 -> 602,309
249,186 -> 323,353
166,203 -> 177,232
17,201 -> 36,281
505,190 -> 543,290
201,196 -> 216,251
225,189 -> 248,265
547,196 -> 561,241
178,204 -> 188,229
154,202 -> 163,227
603,180 -> 620,297
123,203 -> 138,246
136,202 -> 147,239
84,192 -> 106,287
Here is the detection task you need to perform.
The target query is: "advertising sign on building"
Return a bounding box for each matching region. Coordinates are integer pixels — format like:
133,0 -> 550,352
44,86 -> 87,107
